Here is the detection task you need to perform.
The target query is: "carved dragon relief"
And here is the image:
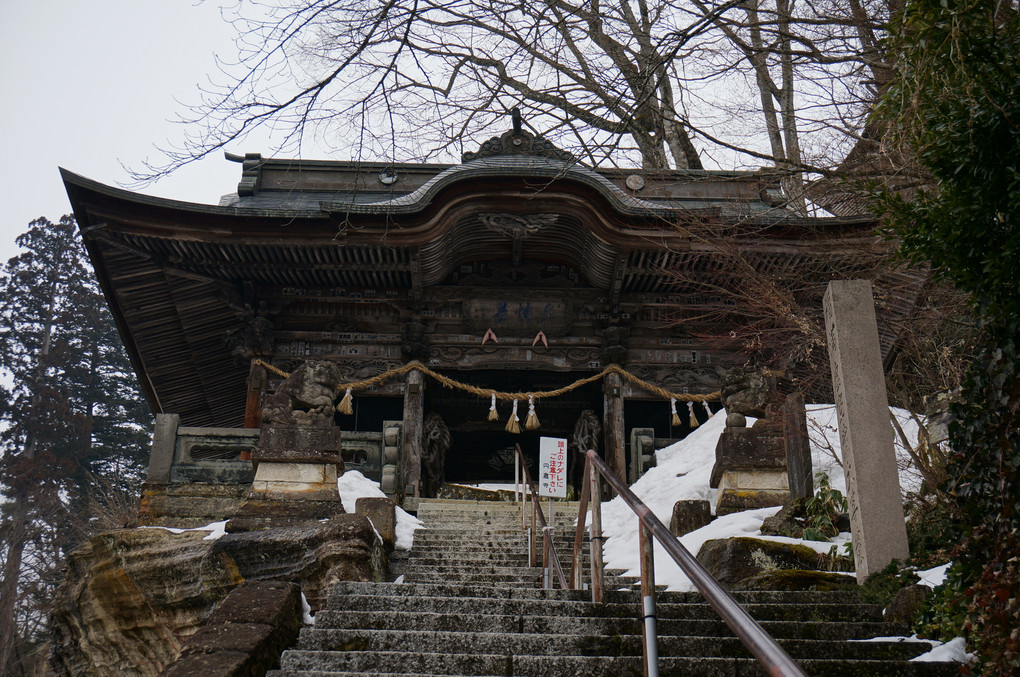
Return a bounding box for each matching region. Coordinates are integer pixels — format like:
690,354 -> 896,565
427,345 -> 600,369
479,213 -> 558,239
627,364 -> 721,392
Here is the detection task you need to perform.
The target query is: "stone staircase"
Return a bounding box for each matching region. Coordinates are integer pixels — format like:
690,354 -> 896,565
269,498 -> 959,676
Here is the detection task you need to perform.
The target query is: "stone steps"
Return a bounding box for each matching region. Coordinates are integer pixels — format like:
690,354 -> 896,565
270,498 -> 958,677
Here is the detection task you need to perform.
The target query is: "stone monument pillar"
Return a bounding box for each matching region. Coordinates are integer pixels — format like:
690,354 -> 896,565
227,360 -> 345,532
823,280 -> 909,582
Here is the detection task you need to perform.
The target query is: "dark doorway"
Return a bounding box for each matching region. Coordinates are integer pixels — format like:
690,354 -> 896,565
428,369 -> 602,487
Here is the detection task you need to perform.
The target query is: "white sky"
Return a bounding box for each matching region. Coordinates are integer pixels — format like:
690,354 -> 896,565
0,1 -> 307,264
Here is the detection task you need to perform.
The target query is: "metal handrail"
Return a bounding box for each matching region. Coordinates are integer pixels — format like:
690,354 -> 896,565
514,444 -> 569,589
578,448 -> 808,677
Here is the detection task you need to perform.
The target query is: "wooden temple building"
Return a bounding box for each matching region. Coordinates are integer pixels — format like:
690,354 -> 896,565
61,126 -> 924,515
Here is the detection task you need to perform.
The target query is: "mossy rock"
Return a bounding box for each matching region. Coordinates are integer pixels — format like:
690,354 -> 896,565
732,569 -> 859,592
696,537 -> 830,589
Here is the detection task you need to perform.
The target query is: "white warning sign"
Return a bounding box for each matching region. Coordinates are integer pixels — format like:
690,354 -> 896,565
539,436 -> 568,498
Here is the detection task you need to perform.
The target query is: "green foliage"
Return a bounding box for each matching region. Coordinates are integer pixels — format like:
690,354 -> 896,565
915,566 -> 969,643
859,559 -> 920,607
904,493 -> 955,569
877,0 -> 1020,325
802,473 -> 847,541
941,321 -> 1020,671
876,0 -> 1020,671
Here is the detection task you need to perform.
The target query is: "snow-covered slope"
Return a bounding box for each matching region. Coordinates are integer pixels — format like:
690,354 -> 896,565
599,405 -> 927,592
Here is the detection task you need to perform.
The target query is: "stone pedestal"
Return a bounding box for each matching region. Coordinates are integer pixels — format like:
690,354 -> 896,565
670,500 -> 713,537
824,280 -> 909,582
710,422 -> 790,515
226,424 -> 345,533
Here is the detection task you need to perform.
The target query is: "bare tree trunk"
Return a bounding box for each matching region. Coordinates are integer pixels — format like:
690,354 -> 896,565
776,0 -> 807,214
0,457 -> 32,673
746,0 -> 786,162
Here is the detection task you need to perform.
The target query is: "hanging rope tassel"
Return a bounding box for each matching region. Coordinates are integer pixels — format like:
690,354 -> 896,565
688,401 -> 700,428
525,395 -> 541,430
702,401 -> 713,418
506,399 -> 521,434
337,388 -> 354,415
670,398 -> 681,427
488,392 -> 499,421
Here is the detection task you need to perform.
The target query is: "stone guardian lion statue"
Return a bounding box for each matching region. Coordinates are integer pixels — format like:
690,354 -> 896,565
261,360 -> 341,427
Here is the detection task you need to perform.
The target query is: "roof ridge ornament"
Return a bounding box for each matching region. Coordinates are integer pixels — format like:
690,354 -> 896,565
462,107 -> 575,163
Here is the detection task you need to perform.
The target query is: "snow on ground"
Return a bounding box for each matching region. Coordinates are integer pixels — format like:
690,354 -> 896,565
916,563 -> 950,588
910,637 -> 970,663
338,470 -> 424,550
139,519 -> 229,540
850,635 -> 970,663
598,405 -> 937,592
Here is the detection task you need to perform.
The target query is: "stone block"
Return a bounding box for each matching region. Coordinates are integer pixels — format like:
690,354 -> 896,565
383,445 -> 399,465
824,280 -> 910,581
670,500 -> 713,537
160,581 -> 301,677
715,469 -> 789,515
253,462 -> 331,485
225,497 -> 344,532
710,426 -> 786,487
148,413 -> 180,483
207,580 -> 301,629
258,425 -> 342,455
138,482 -> 250,528
355,497 -> 396,549
251,449 -> 344,473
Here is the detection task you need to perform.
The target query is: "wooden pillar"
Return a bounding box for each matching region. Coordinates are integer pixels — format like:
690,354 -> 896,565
783,392 -> 814,500
402,368 -> 425,498
603,370 -> 626,484
244,360 -> 268,429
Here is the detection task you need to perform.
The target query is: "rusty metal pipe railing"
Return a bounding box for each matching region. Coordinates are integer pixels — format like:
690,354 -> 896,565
580,448 -> 807,677
570,454 -> 592,590
514,444 -> 569,590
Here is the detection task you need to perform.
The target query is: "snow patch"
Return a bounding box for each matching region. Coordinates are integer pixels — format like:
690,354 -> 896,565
138,519 -> 228,540
338,470 -> 424,550
911,637 -> 970,663
598,404 -> 930,592
916,563 -> 950,588
300,592 -> 314,626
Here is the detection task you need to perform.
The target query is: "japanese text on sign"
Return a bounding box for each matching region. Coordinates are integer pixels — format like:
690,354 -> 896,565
539,436 -> 568,498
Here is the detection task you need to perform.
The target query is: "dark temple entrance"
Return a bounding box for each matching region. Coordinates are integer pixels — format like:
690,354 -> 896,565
428,370 -> 603,486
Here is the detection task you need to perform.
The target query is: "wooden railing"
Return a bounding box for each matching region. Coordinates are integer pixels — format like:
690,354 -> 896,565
515,445 -> 808,677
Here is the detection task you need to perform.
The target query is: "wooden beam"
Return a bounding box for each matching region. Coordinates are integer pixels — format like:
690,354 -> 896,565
402,368 -> 425,498
603,370 -> 626,488
244,360 -> 268,429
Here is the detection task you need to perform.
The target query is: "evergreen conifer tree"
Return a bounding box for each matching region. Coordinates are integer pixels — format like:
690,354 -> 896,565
0,216 -> 150,675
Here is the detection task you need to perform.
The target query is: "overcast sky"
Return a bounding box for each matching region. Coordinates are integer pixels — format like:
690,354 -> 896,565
0,1 -> 303,264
